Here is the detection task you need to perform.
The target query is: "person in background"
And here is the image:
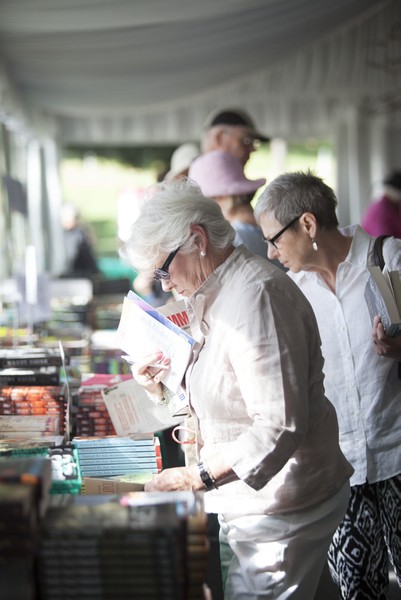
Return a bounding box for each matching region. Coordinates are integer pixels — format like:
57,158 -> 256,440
361,171 -> 401,238
60,203 -> 99,277
164,142 -> 200,181
188,149 -> 268,258
201,108 -> 269,167
255,170 -> 401,600
124,178 -> 353,600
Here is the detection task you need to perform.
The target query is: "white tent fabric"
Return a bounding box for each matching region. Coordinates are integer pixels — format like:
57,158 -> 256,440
0,0 -> 400,280
0,0 -> 399,145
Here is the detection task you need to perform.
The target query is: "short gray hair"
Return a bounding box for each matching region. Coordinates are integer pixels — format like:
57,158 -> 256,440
255,170 -> 338,229
124,178 -> 236,271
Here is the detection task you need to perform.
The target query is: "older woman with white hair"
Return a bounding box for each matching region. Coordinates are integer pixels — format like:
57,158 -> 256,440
124,178 -> 353,600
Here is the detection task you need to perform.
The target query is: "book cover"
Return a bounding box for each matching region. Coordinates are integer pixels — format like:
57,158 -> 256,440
364,266 -> 401,337
116,291 -> 194,395
102,378 -> 183,435
157,299 -> 191,335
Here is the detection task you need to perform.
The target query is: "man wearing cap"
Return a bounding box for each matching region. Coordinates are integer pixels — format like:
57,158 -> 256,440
201,108 -> 270,167
362,171 -> 401,238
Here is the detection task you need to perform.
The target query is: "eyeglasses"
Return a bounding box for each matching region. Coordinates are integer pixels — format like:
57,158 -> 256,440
242,136 -> 256,147
153,247 -> 180,281
223,128 -> 259,148
264,216 -> 301,248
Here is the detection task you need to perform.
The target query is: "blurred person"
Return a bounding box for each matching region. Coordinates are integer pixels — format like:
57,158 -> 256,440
362,171 -> 401,238
201,108 -> 269,167
124,178 -> 353,600
255,170 -> 401,600
61,203 -> 99,277
189,150 -> 284,270
164,142 -> 200,181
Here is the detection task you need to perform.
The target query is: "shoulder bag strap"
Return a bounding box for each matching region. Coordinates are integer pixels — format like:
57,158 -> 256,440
373,235 -> 390,270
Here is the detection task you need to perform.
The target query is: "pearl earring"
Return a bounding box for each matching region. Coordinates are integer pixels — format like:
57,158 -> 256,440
200,250 -> 206,257
312,239 -> 318,252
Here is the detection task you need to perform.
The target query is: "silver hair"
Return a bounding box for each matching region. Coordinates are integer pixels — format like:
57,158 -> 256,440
255,170 -> 339,229
124,178 -> 236,271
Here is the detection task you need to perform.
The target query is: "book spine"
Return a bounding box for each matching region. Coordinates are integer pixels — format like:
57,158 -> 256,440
0,357 -> 66,368
75,448 -> 155,458
0,373 -> 60,386
73,438 -> 154,448
77,457 -> 157,466
0,415 -> 60,432
80,467 -> 158,476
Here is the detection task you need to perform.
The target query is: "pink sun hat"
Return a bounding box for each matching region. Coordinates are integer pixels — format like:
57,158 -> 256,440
188,150 -> 266,198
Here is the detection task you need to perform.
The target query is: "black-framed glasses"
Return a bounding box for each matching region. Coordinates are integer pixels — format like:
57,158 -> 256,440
264,216 -> 301,248
153,247 -> 180,281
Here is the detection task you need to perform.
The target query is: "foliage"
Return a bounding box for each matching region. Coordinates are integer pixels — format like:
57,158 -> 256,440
60,142 -> 335,258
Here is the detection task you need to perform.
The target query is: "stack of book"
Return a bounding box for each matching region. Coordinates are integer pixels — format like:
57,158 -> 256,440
0,456 -> 52,600
74,374 -> 133,437
73,435 -> 162,480
38,491 -> 208,600
0,386 -> 67,441
0,347 -> 67,387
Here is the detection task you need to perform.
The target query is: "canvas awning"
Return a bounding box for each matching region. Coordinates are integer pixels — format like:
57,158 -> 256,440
0,0 -> 399,145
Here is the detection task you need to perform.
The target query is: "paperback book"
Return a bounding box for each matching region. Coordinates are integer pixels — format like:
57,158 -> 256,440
117,292 -> 195,396
102,377 -> 183,436
364,266 -> 401,337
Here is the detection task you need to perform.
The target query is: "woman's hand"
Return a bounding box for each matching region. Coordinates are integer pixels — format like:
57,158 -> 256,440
144,465 -> 202,492
144,457 -> 237,493
372,316 -> 401,360
130,352 -> 171,396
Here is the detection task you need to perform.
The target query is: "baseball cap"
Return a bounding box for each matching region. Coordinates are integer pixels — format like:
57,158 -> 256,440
384,171 -> 401,192
165,143 -> 200,181
204,108 -> 270,142
188,150 -> 266,198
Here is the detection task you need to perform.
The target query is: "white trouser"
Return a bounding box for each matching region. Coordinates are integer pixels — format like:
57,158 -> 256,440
218,482 -> 350,600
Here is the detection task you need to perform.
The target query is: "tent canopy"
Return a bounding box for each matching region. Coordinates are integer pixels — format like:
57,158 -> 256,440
0,0 -> 399,145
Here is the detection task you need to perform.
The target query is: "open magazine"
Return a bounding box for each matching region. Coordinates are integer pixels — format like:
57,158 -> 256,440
116,293 -> 194,417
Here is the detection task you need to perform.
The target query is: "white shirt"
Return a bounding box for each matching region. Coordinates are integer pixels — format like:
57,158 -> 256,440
184,245 -> 352,515
289,225 -> 401,486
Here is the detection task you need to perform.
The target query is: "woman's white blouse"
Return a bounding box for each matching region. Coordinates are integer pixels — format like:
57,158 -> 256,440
289,225 -> 401,487
184,245 -> 352,516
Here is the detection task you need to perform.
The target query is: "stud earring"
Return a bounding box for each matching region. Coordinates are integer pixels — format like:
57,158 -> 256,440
312,239 -> 318,252
200,250 -> 206,257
